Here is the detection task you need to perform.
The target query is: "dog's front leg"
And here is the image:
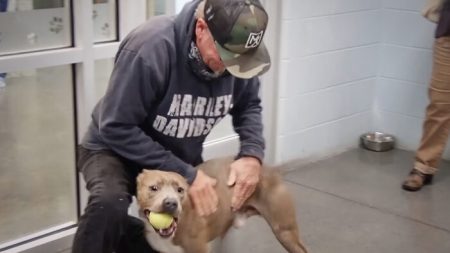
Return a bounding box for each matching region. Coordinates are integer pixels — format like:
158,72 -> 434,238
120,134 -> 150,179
176,227 -> 210,253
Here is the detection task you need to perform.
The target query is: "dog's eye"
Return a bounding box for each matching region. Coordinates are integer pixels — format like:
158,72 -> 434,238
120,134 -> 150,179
177,187 -> 184,194
150,185 -> 158,191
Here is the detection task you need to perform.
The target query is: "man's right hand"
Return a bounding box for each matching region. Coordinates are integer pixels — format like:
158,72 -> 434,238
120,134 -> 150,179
188,169 -> 218,217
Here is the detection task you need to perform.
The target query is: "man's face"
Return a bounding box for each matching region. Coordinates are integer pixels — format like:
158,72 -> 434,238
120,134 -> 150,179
195,18 -> 226,75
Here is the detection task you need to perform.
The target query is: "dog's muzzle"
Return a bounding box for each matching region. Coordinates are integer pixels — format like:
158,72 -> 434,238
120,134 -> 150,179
144,209 -> 179,238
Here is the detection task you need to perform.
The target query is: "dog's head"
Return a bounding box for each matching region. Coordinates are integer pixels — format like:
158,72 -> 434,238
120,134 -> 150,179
136,169 -> 189,238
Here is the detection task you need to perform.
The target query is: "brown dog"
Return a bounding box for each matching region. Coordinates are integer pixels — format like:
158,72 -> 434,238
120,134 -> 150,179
136,157 -> 308,253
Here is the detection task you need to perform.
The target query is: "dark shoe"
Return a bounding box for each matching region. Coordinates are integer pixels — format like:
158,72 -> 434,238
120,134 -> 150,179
402,169 -> 433,191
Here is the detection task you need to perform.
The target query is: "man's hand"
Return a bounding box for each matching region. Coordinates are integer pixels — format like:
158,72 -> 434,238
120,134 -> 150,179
188,169 -> 218,217
227,156 -> 262,211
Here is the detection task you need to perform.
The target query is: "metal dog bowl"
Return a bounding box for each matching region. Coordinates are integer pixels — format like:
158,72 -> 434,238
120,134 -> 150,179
360,132 -> 395,152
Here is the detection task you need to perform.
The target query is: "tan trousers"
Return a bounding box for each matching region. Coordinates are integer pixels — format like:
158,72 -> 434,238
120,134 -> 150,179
415,37 -> 450,175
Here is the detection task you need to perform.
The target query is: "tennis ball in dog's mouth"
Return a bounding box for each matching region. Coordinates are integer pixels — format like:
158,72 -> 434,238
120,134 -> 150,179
148,212 -> 174,229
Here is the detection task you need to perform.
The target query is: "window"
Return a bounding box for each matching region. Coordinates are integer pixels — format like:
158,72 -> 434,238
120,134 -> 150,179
147,0 -> 167,17
0,65 -> 77,244
94,58 -> 114,101
93,0 -> 117,43
0,0 -> 72,56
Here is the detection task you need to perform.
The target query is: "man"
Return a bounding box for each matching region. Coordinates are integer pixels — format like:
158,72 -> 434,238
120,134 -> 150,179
72,0 -> 271,252
402,0 -> 450,191
0,0 -> 8,88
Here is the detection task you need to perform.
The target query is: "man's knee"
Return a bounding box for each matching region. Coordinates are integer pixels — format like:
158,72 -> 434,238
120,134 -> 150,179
86,191 -> 131,218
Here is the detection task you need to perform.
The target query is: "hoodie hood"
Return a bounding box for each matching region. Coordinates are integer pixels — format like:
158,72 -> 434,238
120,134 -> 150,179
173,0 -> 202,63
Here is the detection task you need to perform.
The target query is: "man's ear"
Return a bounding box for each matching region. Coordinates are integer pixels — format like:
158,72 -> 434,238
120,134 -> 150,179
195,18 -> 208,41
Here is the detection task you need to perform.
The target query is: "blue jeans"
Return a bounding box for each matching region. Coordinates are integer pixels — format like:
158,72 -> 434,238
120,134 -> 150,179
0,0 -> 8,12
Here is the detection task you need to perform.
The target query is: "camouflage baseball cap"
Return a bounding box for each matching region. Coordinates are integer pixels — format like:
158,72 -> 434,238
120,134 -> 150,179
204,0 -> 271,79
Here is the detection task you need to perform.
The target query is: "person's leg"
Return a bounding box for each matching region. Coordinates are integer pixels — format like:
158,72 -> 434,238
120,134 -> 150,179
403,37 -> 450,191
72,146 -> 158,253
0,0 -> 8,12
0,73 -> 6,88
116,216 -> 160,253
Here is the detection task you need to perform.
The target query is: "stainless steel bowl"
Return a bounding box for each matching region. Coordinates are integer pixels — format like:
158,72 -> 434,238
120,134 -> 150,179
360,132 -> 395,152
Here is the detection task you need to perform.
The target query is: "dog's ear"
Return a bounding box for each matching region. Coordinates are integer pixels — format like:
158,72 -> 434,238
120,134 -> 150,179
137,169 -> 151,186
136,173 -> 143,186
176,174 -> 189,190
182,177 -> 189,188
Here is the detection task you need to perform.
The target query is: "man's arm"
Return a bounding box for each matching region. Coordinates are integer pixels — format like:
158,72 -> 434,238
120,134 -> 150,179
230,77 -> 265,162
97,42 -> 219,217
96,47 -> 198,184
228,77 -> 265,210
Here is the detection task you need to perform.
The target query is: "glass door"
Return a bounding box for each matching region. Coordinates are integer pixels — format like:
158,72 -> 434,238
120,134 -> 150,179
0,0 -> 71,56
0,2 -> 77,249
0,65 -> 77,247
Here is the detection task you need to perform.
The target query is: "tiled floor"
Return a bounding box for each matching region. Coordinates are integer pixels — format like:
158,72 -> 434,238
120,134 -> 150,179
14,148 -> 450,252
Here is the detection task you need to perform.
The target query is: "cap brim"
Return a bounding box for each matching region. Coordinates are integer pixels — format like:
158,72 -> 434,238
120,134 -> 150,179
216,42 -> 271,79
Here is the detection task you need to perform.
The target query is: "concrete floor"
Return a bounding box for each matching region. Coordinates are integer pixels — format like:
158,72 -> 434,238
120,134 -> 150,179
219,148 -> 450,253
59,148 -> 450,253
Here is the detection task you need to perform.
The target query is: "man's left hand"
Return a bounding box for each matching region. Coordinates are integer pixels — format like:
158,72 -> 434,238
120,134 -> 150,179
227,156 -> 262,211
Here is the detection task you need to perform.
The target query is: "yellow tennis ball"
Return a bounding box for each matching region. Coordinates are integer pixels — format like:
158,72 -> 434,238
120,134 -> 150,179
148,212 -> 174,229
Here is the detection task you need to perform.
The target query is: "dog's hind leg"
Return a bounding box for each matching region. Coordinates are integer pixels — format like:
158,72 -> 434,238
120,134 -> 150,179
181,242 -> 210,253
253,180 -> 309,253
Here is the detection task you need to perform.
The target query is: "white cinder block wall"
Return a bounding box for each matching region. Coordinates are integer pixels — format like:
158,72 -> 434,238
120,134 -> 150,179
275,0 -> 449,163
276,0 -> 381,162
374,0 -> 450,159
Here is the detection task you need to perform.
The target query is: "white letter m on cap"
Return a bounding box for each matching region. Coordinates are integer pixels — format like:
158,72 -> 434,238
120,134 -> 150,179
245,31 -> 264,49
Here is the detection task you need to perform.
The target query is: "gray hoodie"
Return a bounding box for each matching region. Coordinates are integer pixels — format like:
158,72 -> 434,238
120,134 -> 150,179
82,0 -> 265,184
